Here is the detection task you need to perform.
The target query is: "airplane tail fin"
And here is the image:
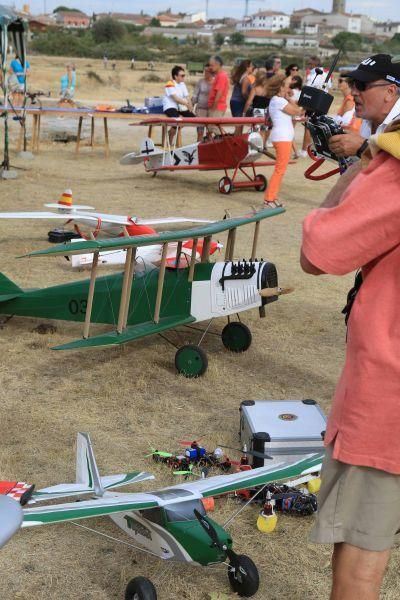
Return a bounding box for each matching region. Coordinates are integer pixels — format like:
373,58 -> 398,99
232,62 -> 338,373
0,273 -> 23,303
76,432 -> 104,497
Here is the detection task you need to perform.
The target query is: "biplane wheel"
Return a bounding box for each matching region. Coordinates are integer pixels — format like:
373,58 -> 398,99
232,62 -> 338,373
175,344 -> 208,378
125,576 -> 157,600
228,555 -> 260,597
254,174 -> 267,192
218,176 -> 233,194
222,322 -> 252,353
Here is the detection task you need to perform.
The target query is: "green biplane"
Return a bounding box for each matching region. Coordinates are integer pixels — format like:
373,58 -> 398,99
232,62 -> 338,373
0,207 -> 286,376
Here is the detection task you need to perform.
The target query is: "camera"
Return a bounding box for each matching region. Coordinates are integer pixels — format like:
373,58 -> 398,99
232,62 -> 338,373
299,84 -> 345,163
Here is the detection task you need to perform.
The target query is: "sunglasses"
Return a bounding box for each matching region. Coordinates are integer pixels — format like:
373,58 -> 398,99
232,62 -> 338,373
338,77 -> 347,83
348,79 -> 392,92
291,67 -> 299,71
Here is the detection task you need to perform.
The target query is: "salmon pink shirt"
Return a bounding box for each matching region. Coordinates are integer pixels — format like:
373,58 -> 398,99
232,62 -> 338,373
208,70 -> 229,111
302,153 -> 400,474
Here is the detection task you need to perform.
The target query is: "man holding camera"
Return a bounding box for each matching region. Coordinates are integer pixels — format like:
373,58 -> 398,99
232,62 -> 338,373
300,117 -> 400,599
329,54 -> 400,159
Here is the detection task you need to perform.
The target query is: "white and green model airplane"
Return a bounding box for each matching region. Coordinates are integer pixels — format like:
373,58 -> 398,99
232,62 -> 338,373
19,433 -> 323,599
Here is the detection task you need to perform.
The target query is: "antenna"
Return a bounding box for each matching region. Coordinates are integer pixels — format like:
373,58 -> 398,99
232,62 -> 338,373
323,48 -> 342,86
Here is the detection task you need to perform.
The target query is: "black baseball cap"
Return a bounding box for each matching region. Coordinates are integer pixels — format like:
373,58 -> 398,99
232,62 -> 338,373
346,54 -> 400,86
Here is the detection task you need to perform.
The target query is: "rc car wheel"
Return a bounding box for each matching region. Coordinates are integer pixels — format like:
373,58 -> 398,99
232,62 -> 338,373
175,344 -> 208,378
218,176 -> 233,194
254,174 -> 267,192
125,576 -> 157,600
228,555 -> 260,597
222,322 -> 252,353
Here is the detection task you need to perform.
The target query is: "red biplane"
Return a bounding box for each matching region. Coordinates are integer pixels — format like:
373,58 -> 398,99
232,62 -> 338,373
120,116 -> 277,194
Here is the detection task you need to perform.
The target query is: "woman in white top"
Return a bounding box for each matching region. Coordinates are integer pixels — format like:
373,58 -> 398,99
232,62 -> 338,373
264,74 -> 303,205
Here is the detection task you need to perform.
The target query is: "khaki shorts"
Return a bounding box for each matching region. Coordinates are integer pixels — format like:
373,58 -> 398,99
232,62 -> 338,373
310,445 -> 400,551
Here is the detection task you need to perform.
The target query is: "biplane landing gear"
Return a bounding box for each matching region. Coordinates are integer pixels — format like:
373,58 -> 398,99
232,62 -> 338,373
125,576 -> 157,600
254,174 -> 267,192
175,344 -> 208,378
228,555 -> 260,597
222,322 -> 252,353
218,176 -> 233,194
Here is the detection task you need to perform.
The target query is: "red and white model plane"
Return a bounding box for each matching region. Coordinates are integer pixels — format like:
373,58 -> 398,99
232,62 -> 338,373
121,116 -> 277,194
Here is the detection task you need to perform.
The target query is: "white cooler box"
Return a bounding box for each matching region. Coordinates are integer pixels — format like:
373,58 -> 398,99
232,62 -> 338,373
239,399 -> 326,468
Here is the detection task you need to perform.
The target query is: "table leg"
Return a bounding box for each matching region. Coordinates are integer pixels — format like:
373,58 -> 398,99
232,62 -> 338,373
90,117 -> 95,148
75,117 -> 83,154
103,118 -> 109,157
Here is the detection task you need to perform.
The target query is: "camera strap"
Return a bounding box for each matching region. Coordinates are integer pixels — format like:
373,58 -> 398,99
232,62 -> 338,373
342,269 -> 363,328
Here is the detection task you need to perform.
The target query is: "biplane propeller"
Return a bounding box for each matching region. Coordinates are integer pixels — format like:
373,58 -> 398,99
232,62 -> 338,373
20,433 -> 324,599
121,116 -> 282,195
0,207 -> 290,377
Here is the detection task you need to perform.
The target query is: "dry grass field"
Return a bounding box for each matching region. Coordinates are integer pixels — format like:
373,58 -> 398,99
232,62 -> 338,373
0,57 -> 399,599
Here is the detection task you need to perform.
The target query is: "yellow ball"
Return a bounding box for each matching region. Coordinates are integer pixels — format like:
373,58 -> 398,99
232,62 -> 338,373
256,512 -> 278,533
307,477 -> 321,494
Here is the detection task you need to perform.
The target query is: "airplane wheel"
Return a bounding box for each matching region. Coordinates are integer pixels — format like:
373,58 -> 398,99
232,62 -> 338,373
222,322 -> 252,353
125,576 -> 157,600
218,176 -> 233,194
228,555 -> 260,597
175,344 -> 208,378
254,174 -> 267,192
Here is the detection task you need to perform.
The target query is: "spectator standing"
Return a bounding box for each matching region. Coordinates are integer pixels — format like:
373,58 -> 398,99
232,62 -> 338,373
301,120 -> 400,600
328,54 -> 400,158
192,63 -> 214,141
230,60 -> 254,117
130,57 -> 135,70
264,74 -> 303,205
9,53 -> 30,91
207,55 -> 229,119
162,65 -> 195,144
290,74 -> 303,157
334,76 -> 362,132
60,63 -> 76,102
103,53 -> 108,69
285,63 -> 300,80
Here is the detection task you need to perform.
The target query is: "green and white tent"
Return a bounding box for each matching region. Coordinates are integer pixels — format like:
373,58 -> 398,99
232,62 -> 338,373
0,4 -> 27,172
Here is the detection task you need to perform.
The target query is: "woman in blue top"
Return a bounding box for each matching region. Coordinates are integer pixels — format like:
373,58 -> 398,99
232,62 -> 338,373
60,64 -> 76,101
229,60 -> 254,117
9,54 -> 30,91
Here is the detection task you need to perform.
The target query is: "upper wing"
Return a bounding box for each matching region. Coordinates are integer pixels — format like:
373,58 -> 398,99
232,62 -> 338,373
23,492 -> 160,527
133,117 -> 267,127
159,453 -> 324,498
23,207 -> 285,258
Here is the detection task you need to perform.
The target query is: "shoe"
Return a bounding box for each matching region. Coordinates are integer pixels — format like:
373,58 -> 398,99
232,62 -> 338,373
264,200 -> 283,208
298,150 -> 308,158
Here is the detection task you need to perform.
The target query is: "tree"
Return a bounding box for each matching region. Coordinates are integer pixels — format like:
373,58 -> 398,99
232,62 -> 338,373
214,32 -> 224,47
332,31 -> 362,52
53,6 -> 83,12
149,17 -> 161,27
230,32 -> 244,46
92,17 -> 125,44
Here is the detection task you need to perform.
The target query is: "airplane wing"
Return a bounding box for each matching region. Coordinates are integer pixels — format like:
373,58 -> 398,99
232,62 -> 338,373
0,212 -> 74,220
22,493 -> 160,527
158,453 -> 324,498
23,207 -> 284,258
69,213 -> 214,227
133,117 -> 267,127
32,471 -> 155,502
51,315 -> 196,350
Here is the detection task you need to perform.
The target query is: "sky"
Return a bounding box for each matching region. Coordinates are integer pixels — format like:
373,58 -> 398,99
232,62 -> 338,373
9,0 -> 399,23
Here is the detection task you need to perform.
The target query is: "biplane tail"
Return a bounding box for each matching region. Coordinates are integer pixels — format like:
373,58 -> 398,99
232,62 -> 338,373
0,273 -> 24,303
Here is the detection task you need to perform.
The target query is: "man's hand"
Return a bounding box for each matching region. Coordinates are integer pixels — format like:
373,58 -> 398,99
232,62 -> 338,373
328,132 -> 366,158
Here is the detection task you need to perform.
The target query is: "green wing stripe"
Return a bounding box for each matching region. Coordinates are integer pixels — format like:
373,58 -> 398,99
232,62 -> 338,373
23,207 -> 285,257
23,500 -> 158,526
51,315 -> 196,350
201,454 -> 323,497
